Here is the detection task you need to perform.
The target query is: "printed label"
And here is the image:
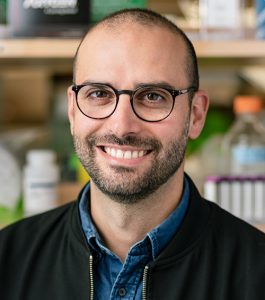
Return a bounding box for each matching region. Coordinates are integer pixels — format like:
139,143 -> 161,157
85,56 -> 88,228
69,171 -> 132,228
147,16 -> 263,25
23,0 -> 78,9
24,178 -> 58,214
232,145 -> 265,164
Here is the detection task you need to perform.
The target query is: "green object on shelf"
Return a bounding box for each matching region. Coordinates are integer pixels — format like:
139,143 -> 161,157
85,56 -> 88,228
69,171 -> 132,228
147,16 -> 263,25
0,0 -> 6,24
0,196 -> 24,228
91,0 -> 147,23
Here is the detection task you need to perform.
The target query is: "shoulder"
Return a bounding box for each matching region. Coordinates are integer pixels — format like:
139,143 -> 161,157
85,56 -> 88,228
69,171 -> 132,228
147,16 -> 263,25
187,175 -> 265,243
205,200 -> 265,285
0,202 -> 77,253
206,199 -> 265,250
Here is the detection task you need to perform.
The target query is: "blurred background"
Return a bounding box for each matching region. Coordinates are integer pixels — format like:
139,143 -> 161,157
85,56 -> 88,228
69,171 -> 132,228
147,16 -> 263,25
0,0 -> 265,230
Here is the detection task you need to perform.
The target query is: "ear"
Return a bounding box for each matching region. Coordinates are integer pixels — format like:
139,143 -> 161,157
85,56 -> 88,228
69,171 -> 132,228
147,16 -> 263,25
188,90 -> 209,139
67,86 -> 75,135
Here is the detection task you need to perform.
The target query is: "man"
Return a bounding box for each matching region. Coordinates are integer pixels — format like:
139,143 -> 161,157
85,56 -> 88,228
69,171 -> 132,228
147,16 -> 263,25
0,8 -> 264,300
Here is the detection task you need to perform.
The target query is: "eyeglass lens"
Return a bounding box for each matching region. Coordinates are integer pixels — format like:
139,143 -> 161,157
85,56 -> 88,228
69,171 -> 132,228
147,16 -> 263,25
76,84 -> 174,122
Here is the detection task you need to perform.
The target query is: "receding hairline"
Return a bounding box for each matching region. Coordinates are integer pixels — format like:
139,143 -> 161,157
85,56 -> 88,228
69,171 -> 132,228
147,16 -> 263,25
73,8 -> 199,92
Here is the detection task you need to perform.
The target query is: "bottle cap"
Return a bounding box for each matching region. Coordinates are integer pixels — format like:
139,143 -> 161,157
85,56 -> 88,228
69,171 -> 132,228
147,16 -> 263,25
26,149 -> 56,165
233,96 -> 263,114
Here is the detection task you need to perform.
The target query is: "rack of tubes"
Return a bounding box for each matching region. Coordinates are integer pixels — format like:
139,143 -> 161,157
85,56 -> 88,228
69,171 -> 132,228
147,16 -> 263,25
204,175 -> 265,224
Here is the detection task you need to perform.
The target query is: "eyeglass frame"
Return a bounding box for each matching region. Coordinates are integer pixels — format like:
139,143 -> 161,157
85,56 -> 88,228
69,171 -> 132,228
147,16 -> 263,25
72,82 -> 197,123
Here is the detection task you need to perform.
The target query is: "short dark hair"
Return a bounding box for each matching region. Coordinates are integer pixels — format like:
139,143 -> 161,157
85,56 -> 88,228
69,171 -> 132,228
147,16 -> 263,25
73,8 -> 199,99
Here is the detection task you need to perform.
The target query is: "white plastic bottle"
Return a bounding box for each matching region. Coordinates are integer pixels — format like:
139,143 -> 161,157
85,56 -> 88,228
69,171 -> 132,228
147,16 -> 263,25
221,95 -> 265,175
199,0 -> 246,40
23,149 -> 60,216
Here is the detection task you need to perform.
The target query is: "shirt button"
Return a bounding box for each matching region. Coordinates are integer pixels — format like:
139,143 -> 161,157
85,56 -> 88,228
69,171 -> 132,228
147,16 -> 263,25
118,288 -> 127,297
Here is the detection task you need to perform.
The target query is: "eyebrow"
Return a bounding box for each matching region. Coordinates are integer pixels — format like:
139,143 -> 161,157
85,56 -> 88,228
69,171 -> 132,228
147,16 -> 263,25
78,80 -> 176,90
136,82 -> 175,90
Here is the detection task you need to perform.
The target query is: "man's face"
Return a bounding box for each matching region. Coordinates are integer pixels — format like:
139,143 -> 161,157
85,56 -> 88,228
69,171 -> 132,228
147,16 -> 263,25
68,23 -> 201,203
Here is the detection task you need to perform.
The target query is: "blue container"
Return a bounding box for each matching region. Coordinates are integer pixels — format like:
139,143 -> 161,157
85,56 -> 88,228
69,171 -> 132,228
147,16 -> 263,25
256,0 -> 265,39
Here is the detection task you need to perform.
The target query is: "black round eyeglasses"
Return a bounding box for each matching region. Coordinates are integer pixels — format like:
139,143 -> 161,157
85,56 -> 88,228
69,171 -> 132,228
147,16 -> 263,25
72,82 -> 196,122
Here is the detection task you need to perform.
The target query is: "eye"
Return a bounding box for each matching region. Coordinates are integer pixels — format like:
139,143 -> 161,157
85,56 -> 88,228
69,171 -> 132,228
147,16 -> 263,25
136,89 -> 168,104
79,85 -> 116,107
88,90 -> 109,98
81,85 -> 115,100
134,88 -> 172,111
88,89 -> 112,99
145,92 -> 164,101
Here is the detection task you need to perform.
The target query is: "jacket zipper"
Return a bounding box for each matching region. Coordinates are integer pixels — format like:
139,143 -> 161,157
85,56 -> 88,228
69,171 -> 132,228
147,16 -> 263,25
89,255 -> 149,300
89,255 -> 94,300
142,265 -> 149,300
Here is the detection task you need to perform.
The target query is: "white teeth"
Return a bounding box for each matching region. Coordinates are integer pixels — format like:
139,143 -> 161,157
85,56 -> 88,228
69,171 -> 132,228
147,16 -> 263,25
116,149 -> 123,159
111,148 -> 116,157
123,151 -> 130,159
104,147 -> 147,159
132,151 -> 138,158
139,150 -> 144,158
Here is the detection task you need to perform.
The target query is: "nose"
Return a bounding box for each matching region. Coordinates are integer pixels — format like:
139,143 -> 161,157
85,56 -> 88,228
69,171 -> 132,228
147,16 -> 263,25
106,94 -> 142,137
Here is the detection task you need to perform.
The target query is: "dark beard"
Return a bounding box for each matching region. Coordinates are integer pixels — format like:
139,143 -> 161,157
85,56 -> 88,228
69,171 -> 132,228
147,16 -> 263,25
73,120 -> 189,204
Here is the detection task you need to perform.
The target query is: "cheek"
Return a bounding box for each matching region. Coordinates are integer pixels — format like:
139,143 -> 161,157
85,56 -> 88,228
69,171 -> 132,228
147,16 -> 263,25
155,107 -> 190,144
71,112 -> 103,138
151,119 -> 183,147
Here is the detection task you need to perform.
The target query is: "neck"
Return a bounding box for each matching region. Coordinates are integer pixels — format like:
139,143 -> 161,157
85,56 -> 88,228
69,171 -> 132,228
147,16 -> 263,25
89,169 -> 185,261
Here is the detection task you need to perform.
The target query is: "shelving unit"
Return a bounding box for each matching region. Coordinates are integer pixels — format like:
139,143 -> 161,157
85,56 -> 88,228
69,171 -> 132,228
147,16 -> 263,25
1,38 -> 265,58
0,39 -> 78,58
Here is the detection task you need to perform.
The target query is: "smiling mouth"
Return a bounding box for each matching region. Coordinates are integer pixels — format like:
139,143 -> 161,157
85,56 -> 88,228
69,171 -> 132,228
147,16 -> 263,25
102,147 -> 151,160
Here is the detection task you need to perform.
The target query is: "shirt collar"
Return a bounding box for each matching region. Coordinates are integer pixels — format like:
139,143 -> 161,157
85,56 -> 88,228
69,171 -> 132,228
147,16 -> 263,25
79,176 -> 189,260
147,176 -> 189,259
78,185 -> 101,252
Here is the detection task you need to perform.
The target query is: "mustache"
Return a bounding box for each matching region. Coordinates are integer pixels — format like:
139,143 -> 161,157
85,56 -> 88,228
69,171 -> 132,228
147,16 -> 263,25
86,134 -> 162,151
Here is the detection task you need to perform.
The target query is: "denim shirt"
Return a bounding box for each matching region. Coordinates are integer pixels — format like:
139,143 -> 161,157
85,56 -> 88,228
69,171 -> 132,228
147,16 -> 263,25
79,177 -> 189,300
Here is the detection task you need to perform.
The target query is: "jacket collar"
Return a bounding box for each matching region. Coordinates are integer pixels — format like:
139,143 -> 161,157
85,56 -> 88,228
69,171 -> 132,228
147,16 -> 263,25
153,174 -> 211,263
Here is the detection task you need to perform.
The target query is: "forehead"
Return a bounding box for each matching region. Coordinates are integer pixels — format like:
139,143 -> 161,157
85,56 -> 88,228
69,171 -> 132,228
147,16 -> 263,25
75,22 -> 188,86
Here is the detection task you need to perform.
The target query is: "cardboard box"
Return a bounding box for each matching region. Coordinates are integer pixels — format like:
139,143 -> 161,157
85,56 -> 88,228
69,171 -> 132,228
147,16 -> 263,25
0,69 -> 52,123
